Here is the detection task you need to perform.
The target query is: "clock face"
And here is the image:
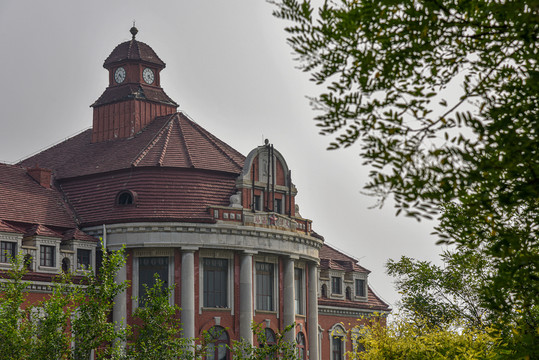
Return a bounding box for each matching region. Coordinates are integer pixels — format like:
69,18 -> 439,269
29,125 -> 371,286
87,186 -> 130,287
143,68 -> 155,85
114,67 -> 126,84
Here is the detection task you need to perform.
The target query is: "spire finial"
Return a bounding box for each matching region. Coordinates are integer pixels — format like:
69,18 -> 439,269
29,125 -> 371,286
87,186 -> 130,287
130,21 -> 138,40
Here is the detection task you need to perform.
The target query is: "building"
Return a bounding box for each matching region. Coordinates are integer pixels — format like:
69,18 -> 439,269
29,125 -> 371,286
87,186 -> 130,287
0,27 -> 390,359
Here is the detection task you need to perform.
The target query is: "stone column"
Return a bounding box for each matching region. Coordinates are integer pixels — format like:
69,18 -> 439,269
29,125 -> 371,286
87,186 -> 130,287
308,262 -> 319,360
112,258 -> 127,346
283,256 -> 296,342
240,251 -> 255,344
181,249 -> 196,343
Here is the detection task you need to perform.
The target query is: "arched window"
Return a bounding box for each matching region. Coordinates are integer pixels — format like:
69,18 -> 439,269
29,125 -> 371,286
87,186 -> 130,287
296,332 -> 306,360
346,286 -> 352,300
329,324 -> 347,360
259,328 -> 277,358
206,326 -> 229,360
321,284 -> 327,298
116,190 -> 135,205
24,254 -> 33,271
258,327 -> 276,347
62,257 -> 70,273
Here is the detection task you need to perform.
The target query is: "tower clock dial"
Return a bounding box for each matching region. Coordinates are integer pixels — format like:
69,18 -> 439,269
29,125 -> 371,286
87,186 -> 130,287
114,67 -> 126,84
143,68 -> 155,84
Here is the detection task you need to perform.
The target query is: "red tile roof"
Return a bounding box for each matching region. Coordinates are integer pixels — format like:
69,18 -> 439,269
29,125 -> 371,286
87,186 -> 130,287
21,112 -> 246,180
92,84 -> 178,107
103,39 -> 165,67
0,220 -> 21,234
24,224 -> 63,238
0,163 -> 77,228
59,167 -> 237,226
62,228 -> 99,242
319,244 -> 370,273
319,286 -> 391,312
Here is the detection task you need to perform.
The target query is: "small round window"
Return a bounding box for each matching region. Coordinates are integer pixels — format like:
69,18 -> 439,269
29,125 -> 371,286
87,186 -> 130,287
116,190 -> 135,205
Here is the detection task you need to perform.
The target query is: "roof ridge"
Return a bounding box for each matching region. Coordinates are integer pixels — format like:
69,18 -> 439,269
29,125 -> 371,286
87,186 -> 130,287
131,113 -> 176,166
175,115 -> 194,168
180,114 -> 243,171
157,118 -> 174,166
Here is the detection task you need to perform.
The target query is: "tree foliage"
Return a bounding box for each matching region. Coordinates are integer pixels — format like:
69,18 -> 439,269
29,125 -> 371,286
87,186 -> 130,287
387,248 -> 492,330
230,322 -> 301,360
127,276 -> 188,359
0,251 -> 301,359
350,316 -> 507,360
272,0 -> 538,356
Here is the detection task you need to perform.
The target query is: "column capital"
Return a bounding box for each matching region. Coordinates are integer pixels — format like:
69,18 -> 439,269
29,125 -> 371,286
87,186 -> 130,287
181,246 -> 199,252
243,250 -> 258,255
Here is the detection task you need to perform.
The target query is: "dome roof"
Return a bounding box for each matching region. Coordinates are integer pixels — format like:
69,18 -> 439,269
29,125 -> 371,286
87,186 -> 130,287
103,35 -> 165,68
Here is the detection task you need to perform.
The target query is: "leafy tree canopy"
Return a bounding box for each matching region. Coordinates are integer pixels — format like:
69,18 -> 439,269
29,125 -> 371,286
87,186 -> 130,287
387,248 -> 492,330
272,0 -> 538,357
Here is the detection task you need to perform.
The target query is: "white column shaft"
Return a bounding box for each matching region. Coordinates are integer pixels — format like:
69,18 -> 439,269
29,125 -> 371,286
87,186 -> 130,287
308,263 -> 319,360
181,250 -> 195,341
239,253 -> 254,344
283,257 -> 295,342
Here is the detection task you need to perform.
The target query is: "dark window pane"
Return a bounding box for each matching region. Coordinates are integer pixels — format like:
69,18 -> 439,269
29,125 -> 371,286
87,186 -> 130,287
332,336 -> 344,360
331,276 -> 342,294
256,262 -> 274,311
355,279 -> 366,297
0,241 -> 16,263
294,268 -> 303,314
138,257 -> 169,307
77,249 -> 91,269
40,245 -> 55,267
207,326 -> 229,360
203,258 -> 228,308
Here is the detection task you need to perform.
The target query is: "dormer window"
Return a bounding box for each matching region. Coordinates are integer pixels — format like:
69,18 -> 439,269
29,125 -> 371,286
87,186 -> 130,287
116,190 -> 135,205
355,279 -> 366,297
331,276 -> 342,295
77,249 -> 91,269
40,245 -> 55,267
0,241 -> 16,263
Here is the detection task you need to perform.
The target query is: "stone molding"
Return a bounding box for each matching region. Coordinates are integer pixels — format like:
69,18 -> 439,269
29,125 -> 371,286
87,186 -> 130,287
84,221 -> 322,262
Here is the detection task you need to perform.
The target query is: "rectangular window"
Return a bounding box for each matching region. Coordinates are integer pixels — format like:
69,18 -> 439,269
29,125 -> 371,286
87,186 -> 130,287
355,279 -> 366,297
77,249 -> 91,269
332,336 -> 344,360
256,262 -> 274,311
138,257 -> 169,307
294,268 -> 304,314
274,198 -> 282,214
40,245 -> 55,267
0,241 -> 16,263
203,258 -> 228,308
331,276 -> 342,294
254,195 -> 261,211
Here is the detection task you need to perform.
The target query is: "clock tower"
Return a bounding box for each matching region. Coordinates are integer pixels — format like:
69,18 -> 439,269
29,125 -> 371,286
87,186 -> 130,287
91,27 -> 178,143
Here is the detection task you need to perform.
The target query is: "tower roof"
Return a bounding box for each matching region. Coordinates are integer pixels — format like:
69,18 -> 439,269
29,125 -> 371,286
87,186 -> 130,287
103,28 -> 165,68
20,112 -> 246,179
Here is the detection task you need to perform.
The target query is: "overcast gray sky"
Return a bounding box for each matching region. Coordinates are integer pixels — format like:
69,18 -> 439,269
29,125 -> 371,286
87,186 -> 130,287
0,0 -> 444,309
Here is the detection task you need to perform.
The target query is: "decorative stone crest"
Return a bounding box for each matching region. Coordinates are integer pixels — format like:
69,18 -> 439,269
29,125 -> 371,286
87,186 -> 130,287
229,191 -> 242,208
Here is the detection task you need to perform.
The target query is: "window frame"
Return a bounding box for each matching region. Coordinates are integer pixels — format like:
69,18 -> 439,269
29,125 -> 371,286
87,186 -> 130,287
77,248 -> 92,270
355,278 -> 367,298
40,245 -> 56,267
203,257 -> 229,308
331,276 -> 342,295
329,324 -> 347,360
199,250 -> 234,313
0,241 -> 17,263
294,267 -> 305,315
206,326 -> 230,360
132,249 -> 175,311
296,331 -> 306,360
255,259 -> 277,312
